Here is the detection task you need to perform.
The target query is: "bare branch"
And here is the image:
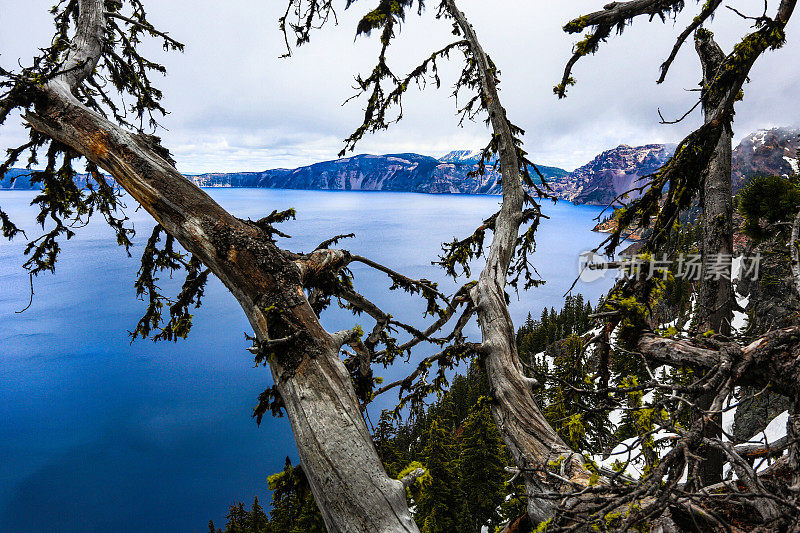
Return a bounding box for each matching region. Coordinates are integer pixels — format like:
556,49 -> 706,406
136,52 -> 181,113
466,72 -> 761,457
400,467 -> 426,488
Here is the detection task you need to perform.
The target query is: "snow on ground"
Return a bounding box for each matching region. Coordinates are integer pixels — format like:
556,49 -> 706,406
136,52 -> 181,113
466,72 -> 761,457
750,410 -> 789,445
731,256 -> 750,333
724,411 -> 791,476
722,401 -> 737,441
731,255 -> 742,281
731,302 -> 749,332
785,156 -> 799,174
593,431 -> 678,479
751,130 -> 768,151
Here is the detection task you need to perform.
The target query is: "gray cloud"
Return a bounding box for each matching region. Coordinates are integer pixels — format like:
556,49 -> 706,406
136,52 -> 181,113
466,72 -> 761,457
1,0 -> 798,173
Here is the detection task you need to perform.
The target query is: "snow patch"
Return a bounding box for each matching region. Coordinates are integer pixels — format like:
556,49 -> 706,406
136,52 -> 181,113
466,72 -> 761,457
593,431 -> 677,479
722,399 -> 737,442
785,155 -> 799,174
750,410 -> 789,445
438,149 -> 484,163
731,257 -> 750,332
750,130 -> 768,151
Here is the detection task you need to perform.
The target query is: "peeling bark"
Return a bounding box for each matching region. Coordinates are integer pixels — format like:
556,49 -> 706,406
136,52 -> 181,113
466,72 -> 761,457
25,2 -> 418,531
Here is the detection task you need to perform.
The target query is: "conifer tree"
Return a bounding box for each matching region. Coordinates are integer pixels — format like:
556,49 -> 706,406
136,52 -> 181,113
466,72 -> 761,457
224,503 -> 248,533
267,457 -> 326,533
415,418 -> 470,533
459,403 -> 507,533
447,374 -> 473,425
250,496 -> 269,533
374,410 -> 402,477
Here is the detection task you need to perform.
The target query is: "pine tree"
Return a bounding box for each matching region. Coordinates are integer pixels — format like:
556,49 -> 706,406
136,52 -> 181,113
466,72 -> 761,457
448,374 -> 472,425
374,409 -> 402,476
224,502 -> 248,533
267,457 -> 326,533
415,417 -> 471,533
459,403 -> 507,532
250,496 -> 269,533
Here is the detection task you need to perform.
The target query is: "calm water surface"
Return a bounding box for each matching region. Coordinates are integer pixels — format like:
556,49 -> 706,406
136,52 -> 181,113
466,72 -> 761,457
0,189 -> 613,532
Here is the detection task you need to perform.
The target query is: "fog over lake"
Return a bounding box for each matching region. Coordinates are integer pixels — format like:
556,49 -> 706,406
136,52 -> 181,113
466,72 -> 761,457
0,189 -> 613,532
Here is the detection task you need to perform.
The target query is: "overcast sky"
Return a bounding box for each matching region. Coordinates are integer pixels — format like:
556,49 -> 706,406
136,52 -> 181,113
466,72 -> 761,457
1,1 -> 799,173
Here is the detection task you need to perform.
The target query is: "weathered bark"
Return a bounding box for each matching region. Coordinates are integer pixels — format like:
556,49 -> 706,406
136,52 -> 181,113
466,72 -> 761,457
26,2 -> 418,531
693,29 -> 733,487
695,31 -> 734,339
443,0 -> 588,524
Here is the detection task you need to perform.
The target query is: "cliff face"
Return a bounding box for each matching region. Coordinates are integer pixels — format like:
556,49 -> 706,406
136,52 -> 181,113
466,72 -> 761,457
552,144 -> 676,205
731,127 -> 800,191
271,154 -> 441,191
187,151 -> 568,195
0,169 -> 39,190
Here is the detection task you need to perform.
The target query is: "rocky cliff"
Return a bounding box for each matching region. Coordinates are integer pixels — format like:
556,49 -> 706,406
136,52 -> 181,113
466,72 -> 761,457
731,127 -> 800,191
558,127 -> 799,205
552,144 -> 676,205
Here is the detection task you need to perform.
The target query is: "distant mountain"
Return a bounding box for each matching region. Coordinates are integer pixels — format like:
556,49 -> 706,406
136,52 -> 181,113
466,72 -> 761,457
0,168 -> 117,191
189,152 -> 568,195
546,126 -> 800,205
2,128 -> 797,204
0,168 -> 38,190
437,150 -> 485,164
551,144 -> 676,205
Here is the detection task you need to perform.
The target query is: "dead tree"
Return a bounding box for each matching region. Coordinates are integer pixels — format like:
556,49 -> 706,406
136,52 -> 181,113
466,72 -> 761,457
1,1 -> 418,531
0,0 -> 583,530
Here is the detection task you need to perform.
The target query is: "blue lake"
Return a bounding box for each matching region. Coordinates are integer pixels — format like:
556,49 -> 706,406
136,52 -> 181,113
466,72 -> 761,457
0,189 -> 612,532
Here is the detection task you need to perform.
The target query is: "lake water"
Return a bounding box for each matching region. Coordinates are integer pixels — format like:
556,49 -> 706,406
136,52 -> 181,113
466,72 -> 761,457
0,189 -> 613,532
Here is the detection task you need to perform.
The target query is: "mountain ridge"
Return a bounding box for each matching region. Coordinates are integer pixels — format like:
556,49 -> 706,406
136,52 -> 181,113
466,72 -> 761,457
3,127 -> 797,206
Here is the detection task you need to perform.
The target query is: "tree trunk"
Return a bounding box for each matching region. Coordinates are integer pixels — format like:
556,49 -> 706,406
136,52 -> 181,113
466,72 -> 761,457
26,2 -> 419,531
693,30 -> 734,488
444,1 -> 588,523
696,31 -> 734,339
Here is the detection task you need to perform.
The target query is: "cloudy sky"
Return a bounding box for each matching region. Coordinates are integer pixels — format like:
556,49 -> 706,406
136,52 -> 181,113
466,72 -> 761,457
1,0 -> 799,173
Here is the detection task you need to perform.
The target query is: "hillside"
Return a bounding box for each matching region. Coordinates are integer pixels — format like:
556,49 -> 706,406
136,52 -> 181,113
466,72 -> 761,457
732,127 -> 800,191
558,126 -> 799,205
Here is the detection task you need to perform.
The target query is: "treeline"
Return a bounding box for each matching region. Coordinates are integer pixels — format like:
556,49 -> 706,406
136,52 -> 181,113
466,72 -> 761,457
516,293 -> 593,362
212,295 -> 596,533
